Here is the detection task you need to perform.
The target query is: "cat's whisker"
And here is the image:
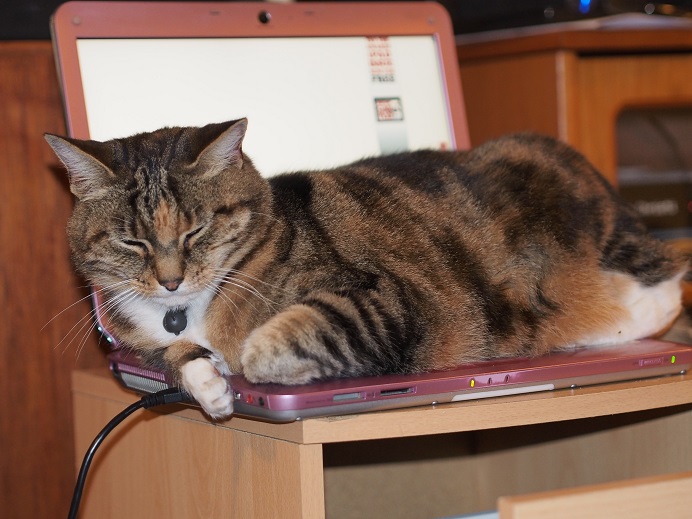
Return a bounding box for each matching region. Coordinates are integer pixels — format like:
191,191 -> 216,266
225,268 -> 286,293
218,272 -> 275,299
54,310 -> 96,356
204,282 -> 241,318
42,292 -> 97,332
210,265 -> 282,301
249,210 -> 282,226
209,273 -> 273,315
218,276 -> 278,311
205,281 -> 237,307
210,278 -> 255,309
70,288 -> 138,357
204,282 -> 255,340
41,280 -> 131,331
57,285 -> 138,358
74,288 -> 143,359
206,267 -> 271,307
75,318 -> 104,360
102,289 -> 141,320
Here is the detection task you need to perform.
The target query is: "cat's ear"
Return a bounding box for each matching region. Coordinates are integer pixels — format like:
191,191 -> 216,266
190,118 -> 248,178
45,134 -> 115,201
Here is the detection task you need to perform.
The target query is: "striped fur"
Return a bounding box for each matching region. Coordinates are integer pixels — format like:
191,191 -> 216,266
46,120 -> 686,418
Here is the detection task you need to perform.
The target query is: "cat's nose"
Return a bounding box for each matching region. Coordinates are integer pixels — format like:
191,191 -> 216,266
159,278 -> 183,292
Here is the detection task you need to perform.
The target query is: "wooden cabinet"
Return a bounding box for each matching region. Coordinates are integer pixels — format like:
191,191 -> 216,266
457,28 -> 692,184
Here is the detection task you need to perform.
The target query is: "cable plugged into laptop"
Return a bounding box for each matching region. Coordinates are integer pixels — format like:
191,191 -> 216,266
67,387 -> 192,519
140,386 -> 192,408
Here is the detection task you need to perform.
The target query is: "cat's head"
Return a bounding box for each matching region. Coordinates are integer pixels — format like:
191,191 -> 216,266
46,119 -> 272,308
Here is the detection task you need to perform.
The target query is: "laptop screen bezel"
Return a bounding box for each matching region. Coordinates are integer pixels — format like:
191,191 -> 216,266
50,1 -> 469,151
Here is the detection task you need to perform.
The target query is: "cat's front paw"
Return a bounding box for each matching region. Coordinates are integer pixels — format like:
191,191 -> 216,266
240,305 -> 340,385
180,357 -> 234,420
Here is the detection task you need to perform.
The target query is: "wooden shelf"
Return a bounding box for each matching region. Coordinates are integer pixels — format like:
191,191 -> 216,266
72,368 -> 692,518
499,471 -> 692,519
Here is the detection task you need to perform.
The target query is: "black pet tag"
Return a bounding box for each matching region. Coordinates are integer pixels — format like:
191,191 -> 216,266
163,308 -> 187,336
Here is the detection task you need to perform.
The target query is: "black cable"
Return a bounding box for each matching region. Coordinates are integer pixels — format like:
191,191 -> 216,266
67,387 -> 191,519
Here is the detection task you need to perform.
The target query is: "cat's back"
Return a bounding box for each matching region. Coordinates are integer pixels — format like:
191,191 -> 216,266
264,133 -> 680,283
440,133 -> 635,255
268,147 -> 467,201
267,133 -> 613,230
269,132 -> 609,201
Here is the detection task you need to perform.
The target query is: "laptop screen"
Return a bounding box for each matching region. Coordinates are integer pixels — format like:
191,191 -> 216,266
51,1 -> 469,177
76,36 -> 452,176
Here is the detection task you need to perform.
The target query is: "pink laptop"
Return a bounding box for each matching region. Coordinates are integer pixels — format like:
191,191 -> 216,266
51,1 -> 692,422
104,341 -> 692,422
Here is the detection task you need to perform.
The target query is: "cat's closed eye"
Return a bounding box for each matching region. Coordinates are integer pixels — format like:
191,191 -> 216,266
121,239 -> 150,255
183,226 -> 205,250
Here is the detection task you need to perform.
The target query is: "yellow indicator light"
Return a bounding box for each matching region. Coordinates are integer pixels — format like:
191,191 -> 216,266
470,379 -> 475,388
672,355 -> 677,364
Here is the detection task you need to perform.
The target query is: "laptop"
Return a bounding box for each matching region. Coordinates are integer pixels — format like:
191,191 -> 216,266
104,339 -> 692,422
51,1 -> 692,422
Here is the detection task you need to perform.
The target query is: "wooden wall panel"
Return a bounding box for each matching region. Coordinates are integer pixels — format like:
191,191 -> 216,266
458,52 -> 562,146
0,41 -> 105,519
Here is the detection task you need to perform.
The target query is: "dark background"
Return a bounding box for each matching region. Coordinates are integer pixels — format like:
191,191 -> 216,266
3,0 -> 690,40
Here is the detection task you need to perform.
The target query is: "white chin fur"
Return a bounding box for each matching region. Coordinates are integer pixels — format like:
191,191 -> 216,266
120,287 -> 216,347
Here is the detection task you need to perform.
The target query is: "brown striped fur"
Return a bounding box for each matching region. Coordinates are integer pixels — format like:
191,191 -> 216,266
46,119 -> 687,418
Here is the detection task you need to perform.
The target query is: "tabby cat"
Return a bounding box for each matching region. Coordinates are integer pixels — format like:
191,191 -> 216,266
45,119 -> 686,419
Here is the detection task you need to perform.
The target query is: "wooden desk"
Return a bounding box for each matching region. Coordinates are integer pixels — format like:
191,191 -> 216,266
73,368 -> 692,518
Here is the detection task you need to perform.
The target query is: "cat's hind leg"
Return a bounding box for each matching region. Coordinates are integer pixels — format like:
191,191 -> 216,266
582,205 -> 687,345
608,270 -> 684,341
573,270 -> 684,347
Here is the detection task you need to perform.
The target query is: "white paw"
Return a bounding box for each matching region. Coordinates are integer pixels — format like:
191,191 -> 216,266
180,357 -> 234,420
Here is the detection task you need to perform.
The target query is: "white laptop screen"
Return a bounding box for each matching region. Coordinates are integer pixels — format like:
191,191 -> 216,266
76,35 -> 452,176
